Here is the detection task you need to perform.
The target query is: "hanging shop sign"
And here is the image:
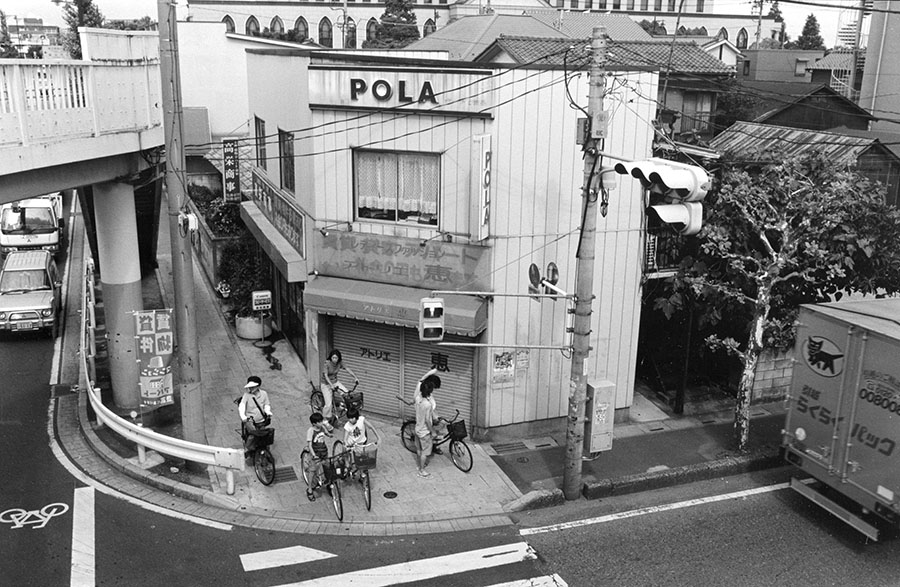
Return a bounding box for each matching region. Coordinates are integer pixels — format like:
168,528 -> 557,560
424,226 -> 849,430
134,309 -> 175,407
222,139 -> 241,203
250,169 -> 306,257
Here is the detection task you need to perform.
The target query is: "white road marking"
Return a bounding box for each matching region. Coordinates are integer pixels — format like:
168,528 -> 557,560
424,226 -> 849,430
521,482 -> 796,536
484,574 -> 569,586
46,402 -> 233,531
272,541 -> 537,587
241,545 -> 336,571
70,487 -> 95,587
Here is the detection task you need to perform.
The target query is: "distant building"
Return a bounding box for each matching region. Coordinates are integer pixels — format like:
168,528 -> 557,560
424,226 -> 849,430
6,17 -> 61,57
737,49 -> 825,83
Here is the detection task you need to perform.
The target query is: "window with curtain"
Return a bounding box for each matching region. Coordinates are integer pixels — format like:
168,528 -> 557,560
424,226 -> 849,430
246,16 -> 260,36
222,16 -> 235,33
255,116 -> 267,170
737,28 -> 748,49
319,18 -> 333,47
680,92 -> 713,133
294,17 -> 308,40
279,129 -> 294,192
355,150 -> 440,225
423,19 -> 436,36
270,17 -> 284,34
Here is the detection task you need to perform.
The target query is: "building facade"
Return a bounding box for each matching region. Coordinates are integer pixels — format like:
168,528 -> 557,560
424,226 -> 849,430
242,48 -> 657,437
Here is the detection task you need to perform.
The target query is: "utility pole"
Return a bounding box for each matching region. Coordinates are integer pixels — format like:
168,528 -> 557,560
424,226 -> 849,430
563,26 -> 606,501
157,0 -> 205,446
755,0 -> 765,49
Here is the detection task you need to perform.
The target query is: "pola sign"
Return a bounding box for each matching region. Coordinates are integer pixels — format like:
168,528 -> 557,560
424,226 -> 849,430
349,77 -> 438,105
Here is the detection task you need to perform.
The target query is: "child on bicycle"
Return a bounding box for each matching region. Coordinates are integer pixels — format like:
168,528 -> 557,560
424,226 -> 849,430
305,412 -> 332,501
343,407 -> 381,472
321,349 -> 359,425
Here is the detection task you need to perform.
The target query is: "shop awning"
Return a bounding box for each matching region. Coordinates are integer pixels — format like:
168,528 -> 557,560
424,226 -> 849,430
240,202 -> 307,282
304,276 -> 488,337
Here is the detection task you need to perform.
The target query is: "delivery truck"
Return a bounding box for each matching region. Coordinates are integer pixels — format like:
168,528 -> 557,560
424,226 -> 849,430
783,298 -> 900,540
0,193 -> 64,257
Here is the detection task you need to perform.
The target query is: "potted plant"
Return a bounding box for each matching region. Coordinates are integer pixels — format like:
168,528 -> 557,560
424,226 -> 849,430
217,236 -> 272,339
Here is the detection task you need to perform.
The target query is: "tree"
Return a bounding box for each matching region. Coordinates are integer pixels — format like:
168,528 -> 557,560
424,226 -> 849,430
791,14 -> 825,50
654,152 -> 900,450
106,17 -> 156,31
767,1 -> 784,22
713,79 -> 764,135
0,11 -> 19,58
60,0 -> 104,59
639,19 -> 668,36
362,0 -> 419,49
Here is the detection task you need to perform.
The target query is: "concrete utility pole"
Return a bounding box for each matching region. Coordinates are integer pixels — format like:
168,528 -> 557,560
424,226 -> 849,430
563,26 -> 606,501
755,0 -> 764,49
157,0 -> 205,445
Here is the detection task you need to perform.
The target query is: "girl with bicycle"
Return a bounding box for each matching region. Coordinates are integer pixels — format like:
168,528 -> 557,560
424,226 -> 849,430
343,407 -> 381,471
321,349 -> 358,425
304,412 -> 332,501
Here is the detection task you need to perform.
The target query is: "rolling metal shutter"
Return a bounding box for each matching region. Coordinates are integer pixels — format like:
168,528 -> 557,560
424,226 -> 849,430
333,318 -> 402,419
403,330 -> 474,425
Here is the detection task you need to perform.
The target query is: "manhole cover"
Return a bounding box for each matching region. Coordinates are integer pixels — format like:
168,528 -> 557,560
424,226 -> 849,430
383,491 -> 398,499
516,456 -> 529,463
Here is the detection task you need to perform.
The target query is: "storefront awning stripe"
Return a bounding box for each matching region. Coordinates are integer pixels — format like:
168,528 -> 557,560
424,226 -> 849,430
304,276 -> 487,337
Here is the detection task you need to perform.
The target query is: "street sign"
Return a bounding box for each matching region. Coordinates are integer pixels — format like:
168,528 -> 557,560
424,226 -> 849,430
252,290 -> 272,312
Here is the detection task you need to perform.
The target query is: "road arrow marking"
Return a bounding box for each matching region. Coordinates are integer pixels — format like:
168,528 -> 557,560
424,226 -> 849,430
70,486 -> 95,587
241,545 -> 337,571
273,541 -> 537,586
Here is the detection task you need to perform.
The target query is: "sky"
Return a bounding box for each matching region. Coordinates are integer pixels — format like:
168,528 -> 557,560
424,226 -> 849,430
0,0 -> 863,46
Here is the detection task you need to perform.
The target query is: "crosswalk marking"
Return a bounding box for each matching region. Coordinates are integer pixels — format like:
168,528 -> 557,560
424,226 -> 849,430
271,542 -> 537,587
484,574 -> 569,586
70,487 -> 95,587
241,545 -> 336,571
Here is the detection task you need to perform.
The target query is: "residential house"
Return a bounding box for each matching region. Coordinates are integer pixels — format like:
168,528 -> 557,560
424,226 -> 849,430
710,121 -> 900,207
809,49 -> 865,101
734,81 -> 873,132
737,49 -> 825,83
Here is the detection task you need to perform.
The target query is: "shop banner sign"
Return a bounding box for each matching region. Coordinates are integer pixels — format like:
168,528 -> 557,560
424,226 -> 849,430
134,309 -> 175,406
223,139 -> 241,203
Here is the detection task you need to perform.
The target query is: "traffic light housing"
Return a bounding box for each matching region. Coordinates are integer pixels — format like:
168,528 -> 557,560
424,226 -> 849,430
419,297 -> 445,342
614,158 -> 711,236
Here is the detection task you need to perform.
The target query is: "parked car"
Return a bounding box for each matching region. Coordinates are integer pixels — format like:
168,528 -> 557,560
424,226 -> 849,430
0,250 -> 62,338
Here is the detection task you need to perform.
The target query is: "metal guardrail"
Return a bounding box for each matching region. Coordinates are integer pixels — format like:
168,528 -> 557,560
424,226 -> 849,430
77,249 -> 245,495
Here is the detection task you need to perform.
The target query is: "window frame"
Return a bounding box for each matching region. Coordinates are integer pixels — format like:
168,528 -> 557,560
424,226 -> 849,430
278,128 -> 295,193
255,116 -> 267,171
353,148 -> 441,227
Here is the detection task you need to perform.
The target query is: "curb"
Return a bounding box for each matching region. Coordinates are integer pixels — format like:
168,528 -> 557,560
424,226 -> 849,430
503,488 -> 567,512
582,448 -> 785,500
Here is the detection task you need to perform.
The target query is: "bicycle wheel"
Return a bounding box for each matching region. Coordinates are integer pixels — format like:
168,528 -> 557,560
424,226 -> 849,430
400,421 -> 417,453
332,440 -> 348,474
449,440 -> 473,473
329,480 -> 343,521
362,471 -> 371,511
310,390 -> 325,413
255,448 -> 276,485
300,449 -> 312,486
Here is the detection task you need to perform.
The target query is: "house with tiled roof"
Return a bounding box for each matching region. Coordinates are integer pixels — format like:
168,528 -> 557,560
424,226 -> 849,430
808,49 -> 865,101
474,35 -> 734,141
711,121 -> 900,206
523,10 -> 652,41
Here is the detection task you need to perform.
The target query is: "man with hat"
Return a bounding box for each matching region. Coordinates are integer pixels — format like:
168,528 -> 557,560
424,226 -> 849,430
238,375 -> 273,455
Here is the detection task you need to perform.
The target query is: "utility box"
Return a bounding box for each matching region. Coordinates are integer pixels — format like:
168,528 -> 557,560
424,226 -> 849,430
584,379 -> 615,454
783,299 -> 900,541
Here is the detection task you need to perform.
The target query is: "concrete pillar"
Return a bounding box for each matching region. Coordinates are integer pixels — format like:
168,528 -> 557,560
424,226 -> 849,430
93,181 -> 143,409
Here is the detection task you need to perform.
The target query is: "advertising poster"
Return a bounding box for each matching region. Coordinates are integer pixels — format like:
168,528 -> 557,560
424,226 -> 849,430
134,309 -> 175,406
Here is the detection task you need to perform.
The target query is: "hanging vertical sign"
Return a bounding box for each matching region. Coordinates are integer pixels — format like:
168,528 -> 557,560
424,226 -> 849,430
134,309 -> 175,406
471,134 -> 492,241
223,139 -> 241,203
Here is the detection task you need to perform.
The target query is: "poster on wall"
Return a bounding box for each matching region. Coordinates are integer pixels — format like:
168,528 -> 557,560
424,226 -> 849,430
134,309 -> 175,407
492,351 -> 515,384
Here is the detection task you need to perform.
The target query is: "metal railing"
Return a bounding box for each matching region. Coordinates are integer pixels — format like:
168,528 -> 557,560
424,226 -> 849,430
77,248 -> 245,495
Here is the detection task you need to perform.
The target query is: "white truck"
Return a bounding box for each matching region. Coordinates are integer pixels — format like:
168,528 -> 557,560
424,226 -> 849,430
783,298 -> 900,540
0,193 -> 65,257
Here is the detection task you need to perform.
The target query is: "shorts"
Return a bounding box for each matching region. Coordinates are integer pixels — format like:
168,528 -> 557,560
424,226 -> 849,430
416,432 -> 434,456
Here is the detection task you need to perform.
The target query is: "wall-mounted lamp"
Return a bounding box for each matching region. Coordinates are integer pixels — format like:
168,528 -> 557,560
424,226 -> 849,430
319,221 -> 352,237
420,231 -> 452,247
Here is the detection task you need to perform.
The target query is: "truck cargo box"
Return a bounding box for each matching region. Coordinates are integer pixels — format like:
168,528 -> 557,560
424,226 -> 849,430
783,298 -> 900,540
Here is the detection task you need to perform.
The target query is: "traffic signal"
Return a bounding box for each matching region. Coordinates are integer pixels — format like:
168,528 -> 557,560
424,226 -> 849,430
614,158 -> 711,236
419,297 -> 445,342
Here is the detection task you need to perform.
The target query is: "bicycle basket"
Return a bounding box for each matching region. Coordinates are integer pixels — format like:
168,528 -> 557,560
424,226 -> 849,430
355,445 -> 378,471
346,390 -> 364,410
448,420 -> 468,441
250,427 -> 275,448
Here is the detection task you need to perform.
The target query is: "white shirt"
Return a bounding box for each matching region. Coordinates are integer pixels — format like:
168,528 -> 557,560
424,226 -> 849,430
344,416 -> 367,446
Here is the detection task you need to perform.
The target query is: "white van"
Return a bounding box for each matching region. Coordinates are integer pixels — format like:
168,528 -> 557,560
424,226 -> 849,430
0,193 -> 65,257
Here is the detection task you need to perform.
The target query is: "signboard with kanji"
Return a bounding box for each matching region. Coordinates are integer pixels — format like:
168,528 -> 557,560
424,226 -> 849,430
134,309 -> 175,406
223,139 -> 241,203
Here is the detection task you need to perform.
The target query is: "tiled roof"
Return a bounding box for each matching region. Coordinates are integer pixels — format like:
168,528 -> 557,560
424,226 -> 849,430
709,121 -> 881,165
476,35 -> 733,74
404,14 -> 565,61
809,50 -> 856,70
732,82 -> 874,122
524,10 -> 652,41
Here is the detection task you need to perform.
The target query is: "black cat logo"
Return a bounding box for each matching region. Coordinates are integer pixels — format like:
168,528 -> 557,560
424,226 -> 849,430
804,336 -> 844,378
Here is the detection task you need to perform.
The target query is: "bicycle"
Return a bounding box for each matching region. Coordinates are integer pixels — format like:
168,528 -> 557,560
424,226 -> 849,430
396,395 -> 473,473
300,445 -> 346,521
238,416 -> 276,486
310,380 -> 363,426
331,440 -> 377,511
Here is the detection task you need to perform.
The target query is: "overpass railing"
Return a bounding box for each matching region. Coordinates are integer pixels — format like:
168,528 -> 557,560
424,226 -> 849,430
78,243 -> 245,495
0,59 -> 161,148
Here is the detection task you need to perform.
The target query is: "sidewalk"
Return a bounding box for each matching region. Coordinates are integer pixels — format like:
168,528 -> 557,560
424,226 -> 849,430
59,199 -> 787,535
